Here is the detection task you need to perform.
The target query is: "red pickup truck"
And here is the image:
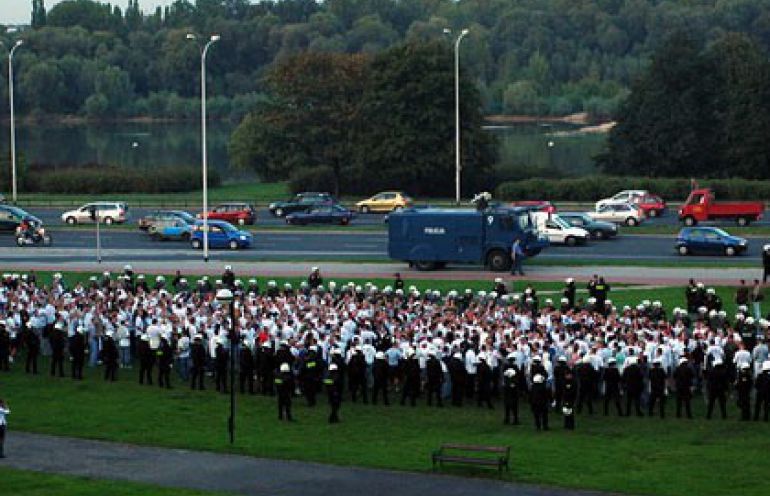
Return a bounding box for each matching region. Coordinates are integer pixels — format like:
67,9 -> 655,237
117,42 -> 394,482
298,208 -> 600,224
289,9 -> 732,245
678,188 -> 764,226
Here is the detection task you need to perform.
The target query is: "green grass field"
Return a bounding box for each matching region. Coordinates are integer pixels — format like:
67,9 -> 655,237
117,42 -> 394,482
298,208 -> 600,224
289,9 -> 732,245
0,361 -> 766,496
0,467 -> 234,496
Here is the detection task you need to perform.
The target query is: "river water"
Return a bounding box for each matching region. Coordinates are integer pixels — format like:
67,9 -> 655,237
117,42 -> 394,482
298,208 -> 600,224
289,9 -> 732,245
0,121 -> 606,179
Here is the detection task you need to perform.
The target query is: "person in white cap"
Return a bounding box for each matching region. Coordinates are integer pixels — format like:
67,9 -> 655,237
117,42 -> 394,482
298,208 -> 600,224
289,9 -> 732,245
49,321 -> 67,378
275,362 -> 294,421
371,351 -> 389,406
401,349 -> 420,407
529,373 -> 550,431
138,334 -> 155,386
648,359 -> 667,418
502,367 -> 519,425
755,361 -> 770,421
736,362 -> 753,421
622,355 -> 644,417
222,265 -> 235,289
70,327 -> 86,380
674,357 -> 694,419
324,363 -> 342,423
308,266 -> 323,289
563,277 -> 576,308
706,358 -> 728,419
102,330 -> 119,382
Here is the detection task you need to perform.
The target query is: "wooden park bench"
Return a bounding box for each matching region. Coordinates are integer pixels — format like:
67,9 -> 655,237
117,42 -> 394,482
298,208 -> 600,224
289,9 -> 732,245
431,443 -> 510,475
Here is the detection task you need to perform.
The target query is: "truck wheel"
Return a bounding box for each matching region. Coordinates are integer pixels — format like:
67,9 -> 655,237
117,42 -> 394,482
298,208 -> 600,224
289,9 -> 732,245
414,260 -> 436,271
565,236 -> 577,247
725,246 -> 736,256
737,217 -> 750,227
677,246 -> 689,256
625,217 -> 638,227
684,216 -> 697,226
486,250 -> 511,272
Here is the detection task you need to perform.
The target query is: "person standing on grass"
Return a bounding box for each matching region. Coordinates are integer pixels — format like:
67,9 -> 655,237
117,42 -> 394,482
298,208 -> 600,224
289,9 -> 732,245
751,280 -> 764,320
0,398 -> 9,458
674,357 -> 694,419
530,374 -> 550,431
706,359 -> 729,420
0,322 -> 10,371
562,368 -> 577,431
755,361 -> 770,422
510,239 -> 526,276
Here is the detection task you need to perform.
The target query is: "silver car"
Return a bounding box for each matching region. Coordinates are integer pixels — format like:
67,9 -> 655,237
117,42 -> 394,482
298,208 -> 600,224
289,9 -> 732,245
61,202 -> 129,225
587,203 -> 644,226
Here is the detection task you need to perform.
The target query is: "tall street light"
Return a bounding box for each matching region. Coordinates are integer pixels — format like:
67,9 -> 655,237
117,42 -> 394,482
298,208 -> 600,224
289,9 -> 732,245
2,40 -> 23,203
216,288 -> 237,444
187,33 -> 220,262
443,28 -> 469,206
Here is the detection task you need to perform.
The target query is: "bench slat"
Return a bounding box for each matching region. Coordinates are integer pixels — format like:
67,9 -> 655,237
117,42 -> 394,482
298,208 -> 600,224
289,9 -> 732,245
433,456 -> 502,466
440,444 -> 509,453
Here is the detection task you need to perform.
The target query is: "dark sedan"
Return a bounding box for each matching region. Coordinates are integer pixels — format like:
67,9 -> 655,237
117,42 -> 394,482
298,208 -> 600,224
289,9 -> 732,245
675,227 -> 747,256
285,205 -> 354,226
269,192 -> 336,217
559,212 -> 618,240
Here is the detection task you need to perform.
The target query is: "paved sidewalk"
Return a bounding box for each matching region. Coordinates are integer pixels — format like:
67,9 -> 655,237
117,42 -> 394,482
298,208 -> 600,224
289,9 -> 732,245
2,432 -> 612,496
0,259 -> 761,285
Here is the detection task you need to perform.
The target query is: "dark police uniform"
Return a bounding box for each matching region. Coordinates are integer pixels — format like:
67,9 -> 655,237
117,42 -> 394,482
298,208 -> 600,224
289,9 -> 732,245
190,337 -> 207,390
674,360 -> 694,418
648,362 -> 667,418
275,366 -> 294,421
426,354 -> 444,407
102,335 -> 119,382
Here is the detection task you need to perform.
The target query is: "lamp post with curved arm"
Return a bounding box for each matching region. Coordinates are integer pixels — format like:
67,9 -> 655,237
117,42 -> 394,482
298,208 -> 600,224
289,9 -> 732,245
443,28 -> 469,206
2,40 -> 24,203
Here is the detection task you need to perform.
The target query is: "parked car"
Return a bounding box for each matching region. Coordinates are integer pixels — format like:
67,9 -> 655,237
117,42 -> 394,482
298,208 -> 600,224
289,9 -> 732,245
190,220 -> 252,250
356,191 -> 412,213
286,204 -> 355,225
588,203 -> 644,226
678,188 -> 764,226
148,218 -> 199,241
559,212 -> 618,240
138,210 -> 196,231
61,202 -> 129,225
509,200 -> 556,214
269,192 -> 336,217
0,205 -> 41,232
597,191 -> 666,218
595,190 -> 648,210
199,202 -> 256,226
531,212 -> 589,246
675,227 -> 747,256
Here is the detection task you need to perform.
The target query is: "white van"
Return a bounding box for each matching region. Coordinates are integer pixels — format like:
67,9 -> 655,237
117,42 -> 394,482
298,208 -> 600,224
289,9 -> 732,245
531,212 -> 589,246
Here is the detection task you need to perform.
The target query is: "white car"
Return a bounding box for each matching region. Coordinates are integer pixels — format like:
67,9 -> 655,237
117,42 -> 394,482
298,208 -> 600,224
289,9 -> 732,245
531,212 -> 590,246
61,202 -> 129,225
588,203 -> 643,226
595,190 -> 648,211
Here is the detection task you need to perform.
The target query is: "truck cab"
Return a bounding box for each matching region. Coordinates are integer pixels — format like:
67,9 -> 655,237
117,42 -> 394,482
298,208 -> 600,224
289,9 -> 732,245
387,207 -> 548,272
531,212 -> 589,246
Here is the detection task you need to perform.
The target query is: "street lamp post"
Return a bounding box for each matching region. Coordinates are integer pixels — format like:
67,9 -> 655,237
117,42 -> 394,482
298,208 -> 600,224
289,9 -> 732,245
443,28 -> 469,206
187,34 -> 220,262
216,288 -> 236,444
3,40 -> 23,203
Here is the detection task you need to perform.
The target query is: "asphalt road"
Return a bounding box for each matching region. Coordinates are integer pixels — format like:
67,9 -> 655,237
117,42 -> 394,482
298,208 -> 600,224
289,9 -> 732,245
0,228 -> 761,265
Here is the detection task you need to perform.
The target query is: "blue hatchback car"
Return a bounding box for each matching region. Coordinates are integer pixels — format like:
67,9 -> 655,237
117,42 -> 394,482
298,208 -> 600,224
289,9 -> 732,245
191,220 -> 252,250
675,227 -> 747,256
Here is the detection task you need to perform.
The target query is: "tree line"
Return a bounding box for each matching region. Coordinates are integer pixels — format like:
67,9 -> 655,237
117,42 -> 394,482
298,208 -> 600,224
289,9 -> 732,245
2,0 -> 770,120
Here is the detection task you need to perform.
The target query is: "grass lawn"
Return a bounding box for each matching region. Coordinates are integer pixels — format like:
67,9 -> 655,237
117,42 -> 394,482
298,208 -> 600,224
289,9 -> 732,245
0,467 -> 234,496
0,361 -> 766,496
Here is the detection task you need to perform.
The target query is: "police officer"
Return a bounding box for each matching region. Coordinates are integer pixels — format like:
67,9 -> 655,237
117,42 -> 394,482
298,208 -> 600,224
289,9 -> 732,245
299,346 -> 320,406
603,358 -> 623,416
214,337 -> 229,394
307,267 -> 323,289
258,343 -> 275,395
576,356 -> 595,415
736,362 -> 753,421
348,346 -> 368,404
530,374 -> 550,431
400,349 -> 420,407
562,367 -> 577,430
426,350 -> 444,407
49,322 -> 67,378
563,278 -> 576,309
648,358 -> 667,418
157,335 -> 173,389
755,360 -> 770,421
0,324 -> 10,371
70,327 -> 86,380
239,339 -> 255,395
449,352 -> 466,407
553,356 -> 569,409
222,265 -> 236,289
275,362 -> 294,421
138,334 -> 154,385
190,335 -> 207,390
325,363 -> 342,423
102,331 -> 119,382
502,367 -> 519,425
674,357 -> 694,419
476,353 -> 493,409
24,326 -> 40,374
706,358 -> 728,420
372,351 -> 390,406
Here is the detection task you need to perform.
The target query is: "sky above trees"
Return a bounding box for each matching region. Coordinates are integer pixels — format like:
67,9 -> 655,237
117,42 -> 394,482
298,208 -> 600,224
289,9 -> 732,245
1,0 -> 176,24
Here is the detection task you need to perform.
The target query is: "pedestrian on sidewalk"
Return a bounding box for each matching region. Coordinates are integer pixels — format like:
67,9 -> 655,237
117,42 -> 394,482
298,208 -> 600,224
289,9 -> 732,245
0,398 -> 9,458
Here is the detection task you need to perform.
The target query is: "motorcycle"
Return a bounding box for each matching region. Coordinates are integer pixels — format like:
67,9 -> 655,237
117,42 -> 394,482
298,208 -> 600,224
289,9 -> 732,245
15,226 -> 52,247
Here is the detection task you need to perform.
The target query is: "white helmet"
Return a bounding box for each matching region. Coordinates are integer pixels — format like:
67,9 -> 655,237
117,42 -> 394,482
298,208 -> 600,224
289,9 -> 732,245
504,368 -> 516,378
329,363 -> 338,371
532,374 -> 544,384
763,360 -> 770,372
279,363 -> 290,373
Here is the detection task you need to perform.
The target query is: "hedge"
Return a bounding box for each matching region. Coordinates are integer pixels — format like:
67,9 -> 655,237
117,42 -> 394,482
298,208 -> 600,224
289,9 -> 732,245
495,177 -> 770,202
25,166 -> 221,194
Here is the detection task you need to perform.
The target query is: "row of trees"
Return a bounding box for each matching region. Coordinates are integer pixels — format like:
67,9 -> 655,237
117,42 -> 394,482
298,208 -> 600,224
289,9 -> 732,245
229,42 -> 496,197
600,32 -> 770,179
3,0 -> 770,119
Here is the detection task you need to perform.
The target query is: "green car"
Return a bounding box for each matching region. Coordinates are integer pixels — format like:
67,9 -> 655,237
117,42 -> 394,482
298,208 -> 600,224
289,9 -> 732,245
559,212 -> 618,240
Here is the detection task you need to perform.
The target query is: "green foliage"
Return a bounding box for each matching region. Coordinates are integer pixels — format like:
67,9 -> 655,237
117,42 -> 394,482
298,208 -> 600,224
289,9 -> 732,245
22,165 -> 221,194
496,176 -> 770,202
288,165 -> 336,194
600,32 -> 770,178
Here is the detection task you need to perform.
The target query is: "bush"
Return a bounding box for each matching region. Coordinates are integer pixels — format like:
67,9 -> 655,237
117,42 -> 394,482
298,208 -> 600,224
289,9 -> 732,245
26,166 -> 221,194
495,177 -> 770,202
288,166 -> 336,194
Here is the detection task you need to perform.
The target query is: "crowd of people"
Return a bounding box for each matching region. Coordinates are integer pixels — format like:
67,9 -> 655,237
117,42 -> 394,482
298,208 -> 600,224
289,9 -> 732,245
1,266 -> 770,436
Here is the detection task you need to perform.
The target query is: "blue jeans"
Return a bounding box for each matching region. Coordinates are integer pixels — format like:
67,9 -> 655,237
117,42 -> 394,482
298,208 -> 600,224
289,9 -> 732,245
753,302 -> 762,320
89,336 -> 100,367
176,357 -> 190,381
120,347 -> 131,367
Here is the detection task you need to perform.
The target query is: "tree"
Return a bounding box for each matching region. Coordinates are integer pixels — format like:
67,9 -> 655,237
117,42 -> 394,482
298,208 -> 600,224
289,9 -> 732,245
352,41 -> 496,196
230,52 -> 369,193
